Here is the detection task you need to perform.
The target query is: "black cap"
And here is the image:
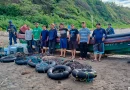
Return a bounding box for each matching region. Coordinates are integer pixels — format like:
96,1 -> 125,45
60,23 -> 64,25
96,23 -> 101,26
82,21 -> 86,24
108,24 -> 111,26
8,20 -> 12,23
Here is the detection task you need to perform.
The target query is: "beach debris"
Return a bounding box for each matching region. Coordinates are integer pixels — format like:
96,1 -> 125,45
21,71 -> 31,75
127,61 -> 130,63
0,78 -> 8,86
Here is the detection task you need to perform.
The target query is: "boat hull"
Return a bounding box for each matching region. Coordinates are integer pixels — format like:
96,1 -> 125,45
18,33 -> 130,54
88,41 -> 130,54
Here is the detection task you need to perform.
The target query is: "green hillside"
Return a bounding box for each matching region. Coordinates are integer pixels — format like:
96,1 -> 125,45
0,0 -> 130,30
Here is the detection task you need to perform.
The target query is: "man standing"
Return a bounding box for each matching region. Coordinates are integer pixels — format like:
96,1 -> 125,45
59,23 -> 68,58
7,20 -> 17,45
78,22 -> 90,60
25,25 -> 33,54
48,23 -> 57,55
92,23 -> 107,62
32,23 -> 42,53
69,24 -> 79,59
19,24 -> 28,34
106,24 -> 115,35
41,25 -> 48,54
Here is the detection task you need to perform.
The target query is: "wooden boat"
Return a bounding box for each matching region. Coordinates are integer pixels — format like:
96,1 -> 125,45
17,33 -> 130,54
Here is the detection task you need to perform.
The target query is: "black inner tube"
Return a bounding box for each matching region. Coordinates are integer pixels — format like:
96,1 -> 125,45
53,68 -> 65,73
46,61 -> 52,65
3,56 -> 14,59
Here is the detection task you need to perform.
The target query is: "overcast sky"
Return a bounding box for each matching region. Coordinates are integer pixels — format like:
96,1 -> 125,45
102,0 -> 130,7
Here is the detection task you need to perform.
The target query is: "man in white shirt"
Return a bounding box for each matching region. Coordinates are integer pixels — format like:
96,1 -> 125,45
25,25 -> 33,54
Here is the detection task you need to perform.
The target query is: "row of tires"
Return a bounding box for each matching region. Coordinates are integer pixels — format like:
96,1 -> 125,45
0,56 -> 97,81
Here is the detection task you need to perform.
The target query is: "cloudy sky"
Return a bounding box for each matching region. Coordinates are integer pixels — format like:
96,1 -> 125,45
102,0 -> 130,7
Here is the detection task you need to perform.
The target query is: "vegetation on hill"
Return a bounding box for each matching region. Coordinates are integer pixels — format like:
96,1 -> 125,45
0,0 -> 130,30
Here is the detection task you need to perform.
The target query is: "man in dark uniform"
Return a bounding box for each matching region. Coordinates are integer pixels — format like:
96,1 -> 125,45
7,20 -> 17,45
106,24 -> 115,35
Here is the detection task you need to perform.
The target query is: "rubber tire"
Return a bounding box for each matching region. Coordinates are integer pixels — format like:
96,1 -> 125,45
72,69 -> 97,80
47,65 -> 72,80
36,60 -> 56,73
0,54 -> 6,58
0,56 -> 16,63
15,57 -> 29,65
27,58 -> 41,68
127,61 -> 130,63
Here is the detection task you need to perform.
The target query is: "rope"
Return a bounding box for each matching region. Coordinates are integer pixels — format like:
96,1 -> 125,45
86,72 -> 93,83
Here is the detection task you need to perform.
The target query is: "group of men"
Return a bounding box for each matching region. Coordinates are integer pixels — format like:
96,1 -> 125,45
7,21 -> 115,61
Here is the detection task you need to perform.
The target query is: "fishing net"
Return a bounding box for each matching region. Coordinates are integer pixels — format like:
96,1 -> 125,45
42,56 -> 65,65
63,60 -> 92,70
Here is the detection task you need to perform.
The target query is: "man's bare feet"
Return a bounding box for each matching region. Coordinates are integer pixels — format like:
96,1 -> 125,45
98,59 -> 101,62
79,57 -> 82,60
92,59 -> 97,62
72,57 -> 75,59
63,55 -> 66,58
83,58 -> 87,60
69,57 -> 72,59
60,55 -> 63,57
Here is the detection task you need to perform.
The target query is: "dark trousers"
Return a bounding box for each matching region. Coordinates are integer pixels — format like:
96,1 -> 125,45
80,42 -> 88,58
34,40 -> 41,53
9,32 -> 17,45
26,40 -> 33,53
49,40 -> 56,54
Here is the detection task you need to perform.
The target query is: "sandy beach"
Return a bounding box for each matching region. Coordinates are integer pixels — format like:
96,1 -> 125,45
0,29 -> 130,90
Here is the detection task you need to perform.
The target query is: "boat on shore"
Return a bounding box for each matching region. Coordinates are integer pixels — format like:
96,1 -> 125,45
17,33 -> 130,54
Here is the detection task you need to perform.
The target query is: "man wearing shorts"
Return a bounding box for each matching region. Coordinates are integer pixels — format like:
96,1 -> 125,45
92,23 -> 107,62
79,22 -> 90,60
59,23 -> 68,58
69,24 -> 79,59
41,25 -> 48,54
